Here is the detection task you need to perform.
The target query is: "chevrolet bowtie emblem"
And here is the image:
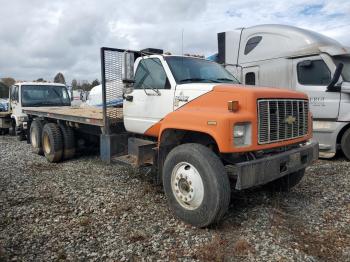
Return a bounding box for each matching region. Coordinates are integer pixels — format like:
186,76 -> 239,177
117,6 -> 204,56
285,115 -> 296,125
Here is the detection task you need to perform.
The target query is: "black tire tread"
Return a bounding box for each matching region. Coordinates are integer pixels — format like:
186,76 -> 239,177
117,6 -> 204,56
163,143 -> 231,227
42,123 -> 63,163
341,128 -> 350,160
30,120 -> 45,155
59,124 -> 76,160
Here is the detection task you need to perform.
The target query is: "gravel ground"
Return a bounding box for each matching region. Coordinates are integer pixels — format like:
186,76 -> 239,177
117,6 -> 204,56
0,135 -> 349,261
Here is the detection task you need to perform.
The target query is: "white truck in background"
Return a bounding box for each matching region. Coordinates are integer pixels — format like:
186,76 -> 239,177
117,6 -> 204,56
0,82 -> 71,140
216,24 -> 350,159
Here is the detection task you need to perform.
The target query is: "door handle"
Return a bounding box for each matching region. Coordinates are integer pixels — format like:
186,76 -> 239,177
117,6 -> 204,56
125,95 -> 133,102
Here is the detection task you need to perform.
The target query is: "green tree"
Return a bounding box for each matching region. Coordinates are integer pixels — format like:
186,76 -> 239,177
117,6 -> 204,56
91,79 -> 100,87
0,82 -> 9,98
1,77 -> 15,87
81,80 -> 92,92
54,72 -> 66,84
71,79 -> 78,90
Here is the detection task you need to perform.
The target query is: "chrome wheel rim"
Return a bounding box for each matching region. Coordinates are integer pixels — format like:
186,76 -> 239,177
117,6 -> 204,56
43,133 -> 51,154
31,132 -> 37,147
171,162 -> 204,210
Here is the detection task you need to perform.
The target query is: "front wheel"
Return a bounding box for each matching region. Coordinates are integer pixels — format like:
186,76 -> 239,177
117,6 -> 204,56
163,143 -> 231,227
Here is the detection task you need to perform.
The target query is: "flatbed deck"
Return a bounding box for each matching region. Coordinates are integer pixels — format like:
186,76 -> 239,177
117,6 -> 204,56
23,106 -> 123,126
0,111 -> 11,118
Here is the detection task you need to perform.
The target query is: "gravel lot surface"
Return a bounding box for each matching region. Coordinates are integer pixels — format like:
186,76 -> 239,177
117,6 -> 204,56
0,136 -> 349,261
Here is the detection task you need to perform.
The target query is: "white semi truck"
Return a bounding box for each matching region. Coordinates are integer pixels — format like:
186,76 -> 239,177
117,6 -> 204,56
21,47 -> 318,227
216,24 -> 350,159
0,82 -> 71,140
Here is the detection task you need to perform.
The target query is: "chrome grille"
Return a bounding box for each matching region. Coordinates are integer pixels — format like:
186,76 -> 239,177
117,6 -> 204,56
258,99 -> 309,144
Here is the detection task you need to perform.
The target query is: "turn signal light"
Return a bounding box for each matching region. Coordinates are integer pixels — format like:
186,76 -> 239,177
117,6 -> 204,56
228,101 -> 239,112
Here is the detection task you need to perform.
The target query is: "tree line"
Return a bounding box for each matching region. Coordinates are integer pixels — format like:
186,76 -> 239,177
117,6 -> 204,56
0,72 -> 100,92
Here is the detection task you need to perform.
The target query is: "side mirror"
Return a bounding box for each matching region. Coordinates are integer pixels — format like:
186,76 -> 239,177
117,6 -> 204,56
327,63 -> 344,92
122,51 -> 135,93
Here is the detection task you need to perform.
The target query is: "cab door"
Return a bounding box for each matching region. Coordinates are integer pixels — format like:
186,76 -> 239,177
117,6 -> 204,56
293,55 -> 340,120
123,57 -> 176,135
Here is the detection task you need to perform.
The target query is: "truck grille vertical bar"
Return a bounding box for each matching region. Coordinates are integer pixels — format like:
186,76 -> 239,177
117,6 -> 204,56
258,99 -> 309,144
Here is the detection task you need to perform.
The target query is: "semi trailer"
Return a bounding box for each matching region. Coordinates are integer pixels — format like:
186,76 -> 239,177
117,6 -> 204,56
23,47 -> 318,227
216,24 -> 350,159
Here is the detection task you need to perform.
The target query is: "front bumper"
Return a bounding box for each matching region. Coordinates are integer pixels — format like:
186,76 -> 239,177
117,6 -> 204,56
235,141 -> 319,190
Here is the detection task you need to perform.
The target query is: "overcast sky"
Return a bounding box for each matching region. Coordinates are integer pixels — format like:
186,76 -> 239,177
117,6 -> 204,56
0,0 -> 349,83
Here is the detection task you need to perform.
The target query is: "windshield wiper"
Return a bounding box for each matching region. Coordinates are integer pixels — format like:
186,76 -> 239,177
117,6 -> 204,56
179,78 -> 220,83
215,78 -> 235,82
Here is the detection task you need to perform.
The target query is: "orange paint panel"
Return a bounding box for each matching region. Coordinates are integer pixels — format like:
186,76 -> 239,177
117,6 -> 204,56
144,84 -> 312,153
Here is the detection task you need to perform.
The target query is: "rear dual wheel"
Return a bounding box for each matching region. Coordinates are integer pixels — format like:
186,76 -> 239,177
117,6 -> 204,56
42,123 -> 64,163
30,120 -> 45,155
30,121 -> 75,162
59,124 -> 76,160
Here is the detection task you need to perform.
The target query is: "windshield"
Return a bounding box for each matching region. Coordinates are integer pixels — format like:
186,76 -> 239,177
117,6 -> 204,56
21,85 -> 71,107
333,56 -> 350,82
165,56 -> 239,84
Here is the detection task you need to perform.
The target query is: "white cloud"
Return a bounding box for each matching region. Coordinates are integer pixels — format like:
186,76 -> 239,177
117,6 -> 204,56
0,0 -> 349,83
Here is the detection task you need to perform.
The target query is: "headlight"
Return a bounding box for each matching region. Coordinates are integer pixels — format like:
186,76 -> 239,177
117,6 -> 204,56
18,116 -> 27,121
234,125 -> 245,137
233,122 -> 251,147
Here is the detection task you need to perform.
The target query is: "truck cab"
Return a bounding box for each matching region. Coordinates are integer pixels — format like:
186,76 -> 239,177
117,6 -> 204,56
9,82 -> 71,139
217,24 -> 350,159
118,50 -> 318,226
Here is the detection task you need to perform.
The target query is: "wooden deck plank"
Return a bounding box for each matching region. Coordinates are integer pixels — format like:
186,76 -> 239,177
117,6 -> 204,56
23,106 -> 123,126
0,111 -> 11,118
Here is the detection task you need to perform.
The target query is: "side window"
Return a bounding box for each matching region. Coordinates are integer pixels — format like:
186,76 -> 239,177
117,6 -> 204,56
134,58 -> 170,90
245,72 -> 256,85
244,36 -> 262,55
297,60 -> 331,86
10,86 -> 19,101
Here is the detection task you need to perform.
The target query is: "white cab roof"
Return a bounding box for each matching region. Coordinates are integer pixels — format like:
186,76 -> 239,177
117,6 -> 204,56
16,82 -> 66,86
227,24 -> 350,63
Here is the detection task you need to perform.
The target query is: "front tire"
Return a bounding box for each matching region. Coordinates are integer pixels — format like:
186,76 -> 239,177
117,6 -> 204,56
265,169 -> 305,192
341,128 -> 350,160
42,123 -> 63,163
163,143 -> 231,227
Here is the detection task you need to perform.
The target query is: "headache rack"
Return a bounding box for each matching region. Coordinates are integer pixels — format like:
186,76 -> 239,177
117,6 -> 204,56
258,99 -> 309,144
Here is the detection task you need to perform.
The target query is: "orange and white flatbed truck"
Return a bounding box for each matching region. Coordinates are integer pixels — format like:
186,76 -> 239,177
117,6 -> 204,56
23,47 -> 318,227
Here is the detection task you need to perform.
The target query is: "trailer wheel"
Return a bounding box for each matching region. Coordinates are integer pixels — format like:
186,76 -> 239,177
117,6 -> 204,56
59,124 -> 76,160
42,123 -> 63,163
163,143 -> 231,227
341,128 -> 350,160
265,169 -> 305,192
30,120 -> 45,155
